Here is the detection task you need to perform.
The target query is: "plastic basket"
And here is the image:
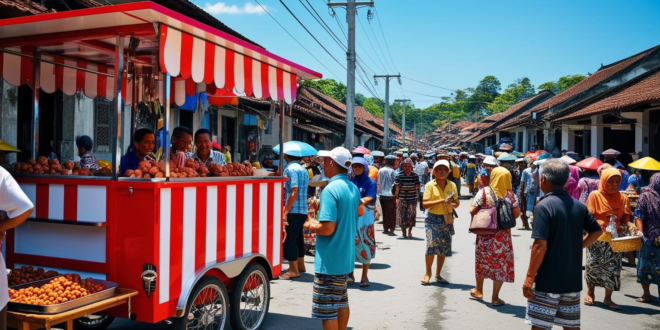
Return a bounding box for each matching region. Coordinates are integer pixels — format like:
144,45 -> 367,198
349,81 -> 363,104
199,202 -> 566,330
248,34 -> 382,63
609,236 -> 643,253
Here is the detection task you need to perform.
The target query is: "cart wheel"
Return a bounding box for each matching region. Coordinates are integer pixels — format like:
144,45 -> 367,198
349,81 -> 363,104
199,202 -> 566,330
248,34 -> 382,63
73,315 -> 115,330
173,276 -> 230,330
229,263 -> 270,330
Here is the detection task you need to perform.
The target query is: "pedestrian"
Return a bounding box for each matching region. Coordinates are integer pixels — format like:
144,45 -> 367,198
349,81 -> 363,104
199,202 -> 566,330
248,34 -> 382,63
303,147 -> 359,330
350,157 -> 377,287
415,154 -> 430,211
395,158 -> 421,238
523,159 -> 602,329
421,160 -> 459,285
628,169 -> 645,194
0,167 -> 34,328
518,159 -> 538,230
632,172 -> 660,303
450,157 -> 462,198
584,168 -> 632,310
469,167 -> 520,306
577,169 -> 600,205
279,151 -> 310,280
478,156 -> 498,190
378,155 -> 398,234
513,158 -> 526,194
563,165 -> 581,200
466,156 -> 478,194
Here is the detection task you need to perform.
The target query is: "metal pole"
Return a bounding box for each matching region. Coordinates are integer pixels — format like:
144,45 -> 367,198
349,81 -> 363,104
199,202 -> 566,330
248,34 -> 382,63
344,0 -> 356,149
279,100 -> 284,176
384,78 -> 389,150
402,101 -> 405,149
112,35 -> 124,180
31,50 -> 41,159
162,74 -> 171,178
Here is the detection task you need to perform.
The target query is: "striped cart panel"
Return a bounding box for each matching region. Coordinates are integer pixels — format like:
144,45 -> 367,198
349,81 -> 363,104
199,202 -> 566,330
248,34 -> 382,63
18,182 -> 108,223
158,181 -> 282,305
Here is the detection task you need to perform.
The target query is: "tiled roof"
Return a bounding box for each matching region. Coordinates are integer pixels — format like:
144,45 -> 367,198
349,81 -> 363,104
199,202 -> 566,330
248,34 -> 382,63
532,45 -> 659,114
491,90 -> 555,131
293,122 -> 332,135
451,121 -> 474,130
0,0 -> 52,18
550,68 -> 660,122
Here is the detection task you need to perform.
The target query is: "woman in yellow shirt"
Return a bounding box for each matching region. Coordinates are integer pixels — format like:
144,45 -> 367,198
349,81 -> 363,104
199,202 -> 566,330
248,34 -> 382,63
421,160 -> 459,285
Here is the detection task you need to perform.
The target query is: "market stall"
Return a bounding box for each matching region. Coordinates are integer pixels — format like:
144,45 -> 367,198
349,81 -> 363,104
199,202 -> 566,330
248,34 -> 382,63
0,2 -> 321,329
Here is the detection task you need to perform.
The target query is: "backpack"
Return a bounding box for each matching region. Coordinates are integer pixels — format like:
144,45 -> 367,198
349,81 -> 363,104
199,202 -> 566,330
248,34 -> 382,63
495,189 -> 516,230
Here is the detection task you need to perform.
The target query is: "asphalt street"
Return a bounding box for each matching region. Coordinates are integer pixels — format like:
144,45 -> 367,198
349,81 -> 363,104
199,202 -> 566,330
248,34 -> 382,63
106,182 -> 660,330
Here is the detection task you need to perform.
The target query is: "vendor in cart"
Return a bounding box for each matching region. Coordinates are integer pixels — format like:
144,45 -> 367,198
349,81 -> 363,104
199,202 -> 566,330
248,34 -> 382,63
120,128 -> 155,175
170,126 -> 193,168
191,128 -> 227,166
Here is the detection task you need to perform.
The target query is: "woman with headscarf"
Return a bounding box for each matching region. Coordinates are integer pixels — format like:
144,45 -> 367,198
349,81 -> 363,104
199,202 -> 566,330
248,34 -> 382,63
633,172 -> 660,303
584,168 -> 632,310
469,167 -> 520,306
350,157 -> 378,287
421,160 -> 459,285
395,158 -> 421,238
564,165 -> 581,200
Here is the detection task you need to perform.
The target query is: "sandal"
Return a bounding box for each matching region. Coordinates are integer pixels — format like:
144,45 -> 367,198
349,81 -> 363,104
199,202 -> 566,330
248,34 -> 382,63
583,295 -> 594,306
492,299 -> 506,307
277,273 -> 300,280
435,276 -> 449,284
421,275 -> 431,286
359,279 -> 370,287
604,300 -> 622,310
469,289 -> 483,300
636,296 -> 652,303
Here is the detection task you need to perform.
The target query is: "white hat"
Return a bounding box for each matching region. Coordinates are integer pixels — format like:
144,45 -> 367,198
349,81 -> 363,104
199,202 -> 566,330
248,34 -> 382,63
483,156 -> 498,166
433,159 -> 450,171
534,158 -> 549,166
318,147 -> 353,170
515,158 -> 526,163
559,155 -> 577,165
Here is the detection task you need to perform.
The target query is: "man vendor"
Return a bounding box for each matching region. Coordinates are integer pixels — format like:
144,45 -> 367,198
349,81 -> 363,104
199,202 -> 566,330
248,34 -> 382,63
171,126 -> 193,168
191,129 -> 227,166
120,128 -> 156,175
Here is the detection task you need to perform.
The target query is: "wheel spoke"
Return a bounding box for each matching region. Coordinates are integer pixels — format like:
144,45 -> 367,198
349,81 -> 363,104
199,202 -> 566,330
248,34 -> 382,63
187,284 -> 226,330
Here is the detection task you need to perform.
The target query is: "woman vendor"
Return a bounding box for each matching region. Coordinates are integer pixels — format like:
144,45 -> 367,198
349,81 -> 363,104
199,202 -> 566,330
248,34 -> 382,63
120,128 -> 155,175
191,128 -> 226,166
350,157 -> 378,287
584,167 -> 632,310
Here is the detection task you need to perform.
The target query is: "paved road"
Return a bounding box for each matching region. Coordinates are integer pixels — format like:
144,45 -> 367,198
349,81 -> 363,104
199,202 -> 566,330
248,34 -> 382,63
107,182 -> 660,329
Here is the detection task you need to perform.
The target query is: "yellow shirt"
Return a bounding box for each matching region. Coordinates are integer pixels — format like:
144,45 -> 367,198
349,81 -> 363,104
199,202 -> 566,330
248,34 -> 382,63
224,151 -> 232,163
423,179 -> 458,215
368,165 -> 379,182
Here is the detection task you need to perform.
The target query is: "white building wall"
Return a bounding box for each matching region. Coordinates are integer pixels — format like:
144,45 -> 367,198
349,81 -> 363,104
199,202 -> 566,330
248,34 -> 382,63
590,115 -> 604,157
0,81 -> 18,164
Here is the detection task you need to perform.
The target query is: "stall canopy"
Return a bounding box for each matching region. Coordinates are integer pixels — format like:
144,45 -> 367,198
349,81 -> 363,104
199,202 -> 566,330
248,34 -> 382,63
0,1 -> 321,105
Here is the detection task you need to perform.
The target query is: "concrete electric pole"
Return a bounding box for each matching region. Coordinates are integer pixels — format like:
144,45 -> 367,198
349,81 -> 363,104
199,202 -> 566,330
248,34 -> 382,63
374,74 -> 400,151
395,99 -> 410,148
329,0 -> 374,149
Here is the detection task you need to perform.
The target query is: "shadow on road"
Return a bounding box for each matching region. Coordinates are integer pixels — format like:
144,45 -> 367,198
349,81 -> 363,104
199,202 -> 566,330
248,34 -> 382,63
397,237 -> 424,241
590,299 -> 660,315
470,299 -> 526,319
355,263 -> 391,270
347,281 -> 394,292
441,282 -> 473,291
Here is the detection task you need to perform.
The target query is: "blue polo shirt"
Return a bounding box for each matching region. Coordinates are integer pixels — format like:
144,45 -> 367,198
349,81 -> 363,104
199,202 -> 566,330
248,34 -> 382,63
315,173 -> 360,275
283,161 -> 309,215
119,149 -> 141,175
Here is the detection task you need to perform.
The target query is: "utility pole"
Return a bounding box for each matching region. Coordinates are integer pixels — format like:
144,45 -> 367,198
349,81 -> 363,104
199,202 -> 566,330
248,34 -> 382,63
374,74 -> 400,150
395,99 -> 410,148
329,0 -> 374,149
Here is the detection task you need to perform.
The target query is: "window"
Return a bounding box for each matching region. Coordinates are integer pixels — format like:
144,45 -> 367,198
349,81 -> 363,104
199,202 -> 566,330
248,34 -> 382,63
94,100 -> 112,153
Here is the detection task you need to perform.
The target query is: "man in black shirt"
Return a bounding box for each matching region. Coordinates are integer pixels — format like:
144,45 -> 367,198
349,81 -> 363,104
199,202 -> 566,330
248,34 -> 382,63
523,159 -> 602,330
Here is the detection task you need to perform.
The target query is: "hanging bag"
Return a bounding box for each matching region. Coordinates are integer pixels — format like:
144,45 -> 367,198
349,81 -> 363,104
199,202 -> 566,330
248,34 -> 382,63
443,183 -> 455,225
496,190 -> 517,230
469,187 -> 498,235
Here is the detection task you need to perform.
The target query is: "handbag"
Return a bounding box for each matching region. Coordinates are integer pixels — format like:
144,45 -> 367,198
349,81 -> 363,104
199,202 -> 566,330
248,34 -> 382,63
443,182 -> 455,225
496,191 -> 516,230
469,187 -> 498,235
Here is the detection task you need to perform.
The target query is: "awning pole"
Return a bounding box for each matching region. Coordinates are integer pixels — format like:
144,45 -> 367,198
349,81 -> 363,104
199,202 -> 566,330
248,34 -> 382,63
130,67 -> 137,142
31,50 -> 41,159
111,35 -> 124,180
162,73 -> 171,178
279,100 -> 284,176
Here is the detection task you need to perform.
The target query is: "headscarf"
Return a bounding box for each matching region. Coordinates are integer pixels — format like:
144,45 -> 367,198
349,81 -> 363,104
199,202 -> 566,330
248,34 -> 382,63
350,157 -> 377,200
586,168 -> 631,230
489,167 -> 512,199
564,165 -> 581,200
636,173 -> 660,244
364,154 -> 375,166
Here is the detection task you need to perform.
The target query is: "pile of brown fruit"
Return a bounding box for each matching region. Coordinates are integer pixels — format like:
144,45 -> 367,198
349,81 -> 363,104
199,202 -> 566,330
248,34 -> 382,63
8,266 -> 59,286
13,157 -> 93,176
8,274 -> 107,306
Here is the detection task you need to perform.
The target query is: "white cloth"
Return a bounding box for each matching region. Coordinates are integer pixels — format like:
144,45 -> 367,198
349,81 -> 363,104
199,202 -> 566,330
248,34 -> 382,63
0,167 -> 34,309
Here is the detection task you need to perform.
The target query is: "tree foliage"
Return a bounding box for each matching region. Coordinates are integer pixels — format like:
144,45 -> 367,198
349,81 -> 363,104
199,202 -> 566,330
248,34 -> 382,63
538,74 -> 586,94
486,77 -> 535,114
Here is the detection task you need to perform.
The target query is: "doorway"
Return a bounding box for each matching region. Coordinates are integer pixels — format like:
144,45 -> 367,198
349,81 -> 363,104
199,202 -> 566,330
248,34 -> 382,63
222,116 -> 236,161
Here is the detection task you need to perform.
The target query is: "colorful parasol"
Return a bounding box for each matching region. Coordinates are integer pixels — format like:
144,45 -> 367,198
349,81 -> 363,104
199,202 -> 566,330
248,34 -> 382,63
601,148 -> 621,156
353,146 -> 371,155
576,157 -> 604,171
628,157 -> 660,171
273,141 -> 318,157
0,140 -> 20,153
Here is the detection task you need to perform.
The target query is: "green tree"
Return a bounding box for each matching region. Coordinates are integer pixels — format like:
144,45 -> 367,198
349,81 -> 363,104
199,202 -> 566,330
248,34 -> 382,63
300,79 -> 347,103
363,97 -> 384,117
538,81 -> 559,94
486,77 -> 535,114
557,74 -> 586,92
355,93 -> 366,106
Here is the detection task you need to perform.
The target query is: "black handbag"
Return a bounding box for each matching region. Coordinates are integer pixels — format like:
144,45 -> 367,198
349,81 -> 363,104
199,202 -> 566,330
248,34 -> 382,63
495,191 -> 516,230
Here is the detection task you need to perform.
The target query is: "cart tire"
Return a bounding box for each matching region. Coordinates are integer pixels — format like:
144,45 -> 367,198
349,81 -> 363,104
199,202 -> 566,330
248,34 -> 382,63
173,276 -> 230,330
229,263 -> 270,330
73,315 -> 115,330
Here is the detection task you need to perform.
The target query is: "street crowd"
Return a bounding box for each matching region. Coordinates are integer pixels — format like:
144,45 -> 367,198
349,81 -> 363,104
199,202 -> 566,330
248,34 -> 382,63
278,144 -> 660,330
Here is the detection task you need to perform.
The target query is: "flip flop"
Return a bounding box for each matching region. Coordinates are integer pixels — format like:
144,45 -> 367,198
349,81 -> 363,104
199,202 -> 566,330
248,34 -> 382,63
492,299 -> 506,307
636,297 -> 652,303
469,289 -> 483,300
435,277 -> 449,284
583,295 -> 594,306
277,273 -> 300,280
359,279 -> 370,287
421,275 -> 431,286
604,301 -> 622,310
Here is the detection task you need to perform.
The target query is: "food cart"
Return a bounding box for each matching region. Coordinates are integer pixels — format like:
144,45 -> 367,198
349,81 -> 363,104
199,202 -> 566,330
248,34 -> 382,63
0,2 -> 321,329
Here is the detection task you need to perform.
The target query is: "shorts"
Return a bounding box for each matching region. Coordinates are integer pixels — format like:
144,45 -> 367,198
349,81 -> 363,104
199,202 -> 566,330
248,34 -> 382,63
525,290 -> 580,330
311,273 -> 349,320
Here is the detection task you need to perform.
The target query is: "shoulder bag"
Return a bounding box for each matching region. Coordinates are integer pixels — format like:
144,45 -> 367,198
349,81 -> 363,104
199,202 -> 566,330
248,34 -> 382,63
469,187 -> 498,235
496,190 -> 516,230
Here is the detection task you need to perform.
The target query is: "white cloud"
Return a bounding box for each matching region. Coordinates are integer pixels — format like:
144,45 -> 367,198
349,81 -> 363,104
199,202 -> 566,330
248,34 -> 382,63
204,2 -> 267,15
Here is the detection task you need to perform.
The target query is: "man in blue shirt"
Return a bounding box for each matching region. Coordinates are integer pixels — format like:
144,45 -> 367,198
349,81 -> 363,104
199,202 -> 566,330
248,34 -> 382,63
279,152 -> 309,280
304,147 -> 359,330
627,169 -> 645,194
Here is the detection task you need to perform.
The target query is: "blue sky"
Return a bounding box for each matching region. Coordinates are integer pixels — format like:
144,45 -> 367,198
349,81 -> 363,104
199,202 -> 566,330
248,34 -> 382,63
190,0 -> 660,108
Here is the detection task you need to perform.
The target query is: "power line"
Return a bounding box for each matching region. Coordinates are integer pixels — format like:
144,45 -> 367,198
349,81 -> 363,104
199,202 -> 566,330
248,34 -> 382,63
253,0 -> 342,81
364,9 -> 396,73
333,13 -> 382,77
373,7 -> 399,73
356,14 -> 391,74
402,76 -> 457,92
